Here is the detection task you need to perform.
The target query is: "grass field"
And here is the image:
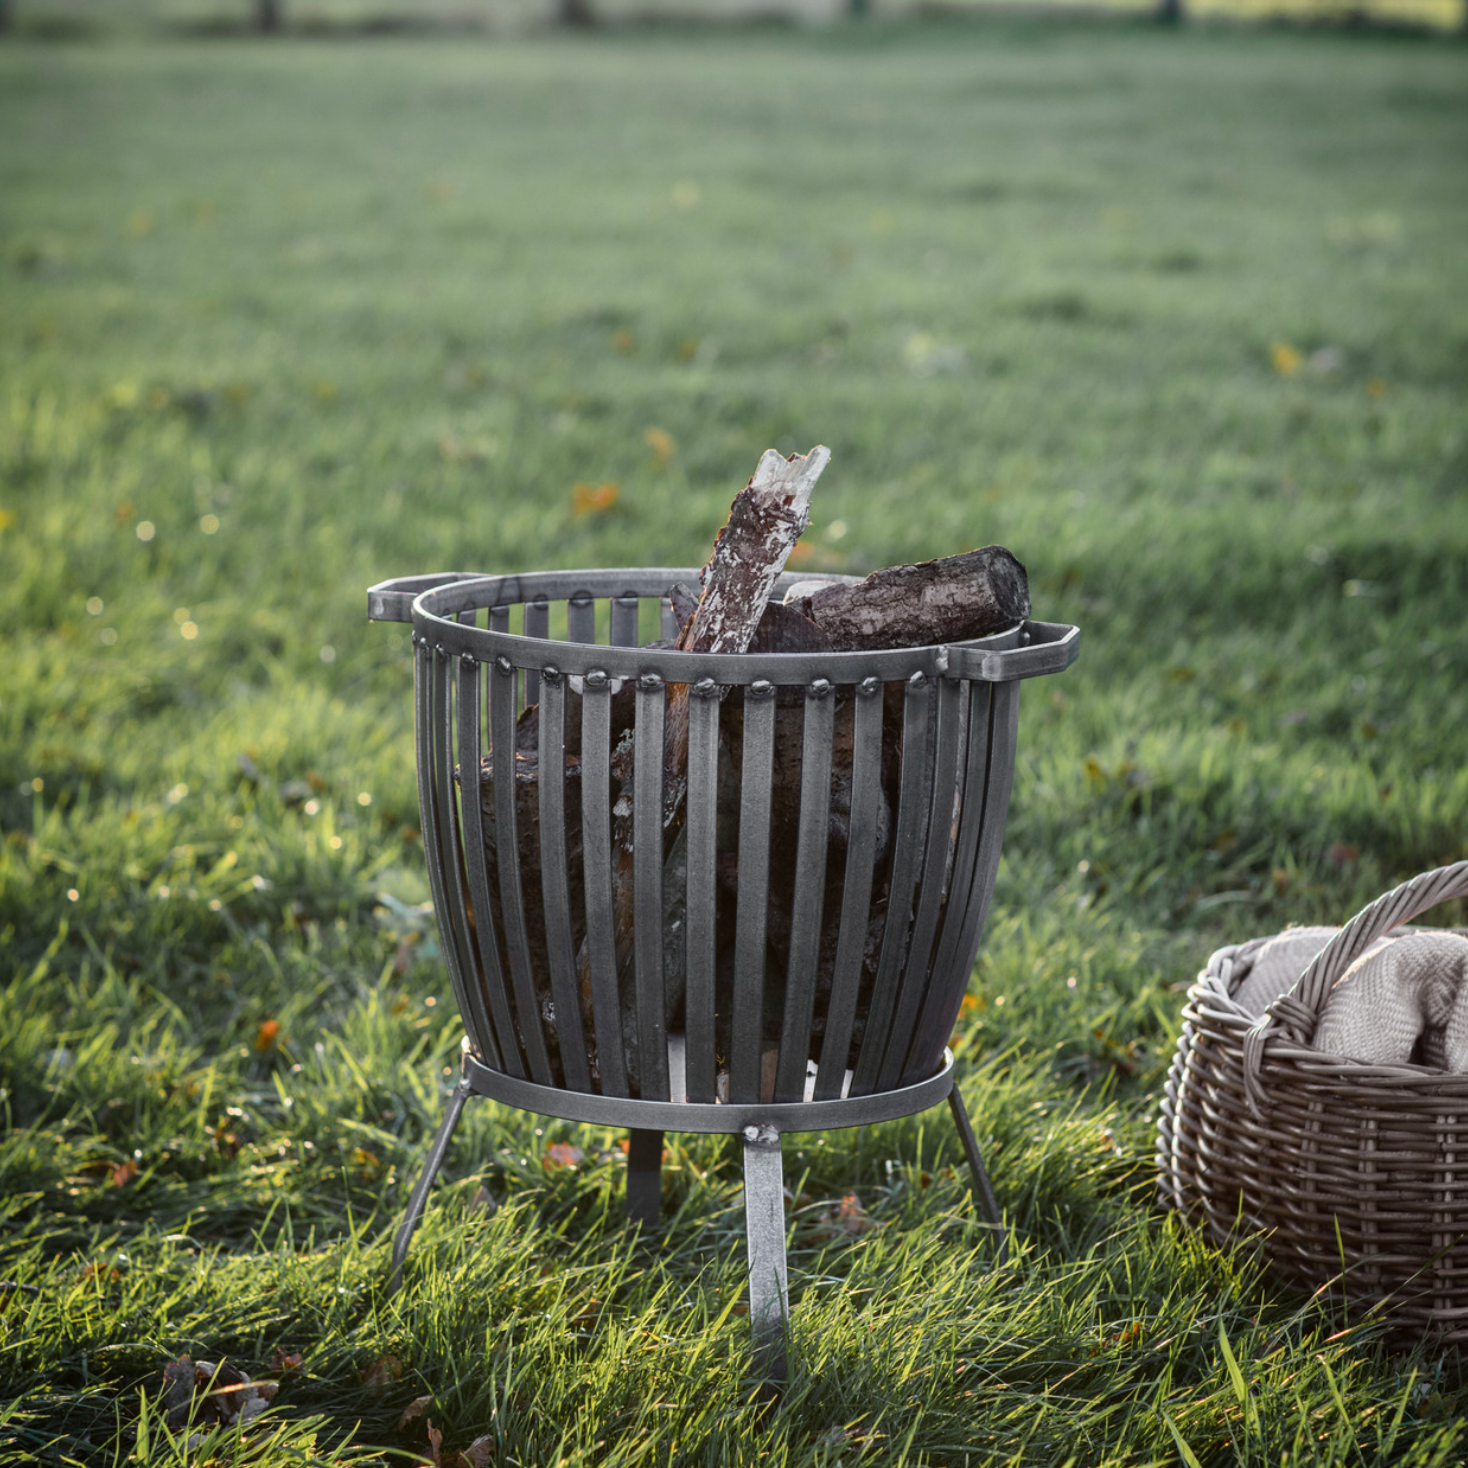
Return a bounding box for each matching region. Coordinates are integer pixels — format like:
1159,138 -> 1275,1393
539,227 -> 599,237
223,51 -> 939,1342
3,21 -> 1468,1466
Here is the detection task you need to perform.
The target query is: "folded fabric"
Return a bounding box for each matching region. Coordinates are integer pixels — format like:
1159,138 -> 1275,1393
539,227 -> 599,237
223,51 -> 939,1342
1314,931 -> 1468,1071
1231,926 -> 1340,1017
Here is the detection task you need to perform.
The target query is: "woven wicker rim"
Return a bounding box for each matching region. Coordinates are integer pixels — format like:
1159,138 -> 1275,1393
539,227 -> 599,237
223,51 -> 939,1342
1242,859 -> 1468,1111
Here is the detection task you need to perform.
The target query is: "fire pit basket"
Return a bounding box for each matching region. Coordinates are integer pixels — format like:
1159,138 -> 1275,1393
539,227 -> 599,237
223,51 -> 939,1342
369,567 -> 1078,1371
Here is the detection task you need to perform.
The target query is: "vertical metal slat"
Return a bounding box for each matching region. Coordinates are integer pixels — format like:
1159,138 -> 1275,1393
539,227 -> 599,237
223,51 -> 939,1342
491,655 -> 555,1087
877,673 -> 965,1092
486,603 -> 509,747
436,610 -> 484,1007
774,681 -> 835,1103
632,674 -> 669,1100
730,683 -> 777,1104
814,678 -> 884,1100
537,667 -> 590,1092
429,646 -> 482,1034
908,680 -> 995,1076
611,593 -> 639,647
581,672 -> 628,1097
938,682 -> 972,901
523,596 -> 549,712
901,680 -> 1020,1086
567,591 -> 595,645
414,641 -> 477,1061
454,652 -> 510,1074
683,678 -> 721,1104
849,672 -> 934,1097
524,597 -> 550,639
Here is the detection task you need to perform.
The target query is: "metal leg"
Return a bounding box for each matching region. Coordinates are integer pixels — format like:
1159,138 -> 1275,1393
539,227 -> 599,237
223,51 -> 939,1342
387,1079 -> 475,1295
948,1085 -> 1007,1265
626,1128 -> 663,1230
741,1124 -> 789,1379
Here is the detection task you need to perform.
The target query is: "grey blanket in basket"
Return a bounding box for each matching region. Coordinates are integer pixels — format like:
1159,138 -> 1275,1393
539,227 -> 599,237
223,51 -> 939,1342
1232,925 -> 1468,1072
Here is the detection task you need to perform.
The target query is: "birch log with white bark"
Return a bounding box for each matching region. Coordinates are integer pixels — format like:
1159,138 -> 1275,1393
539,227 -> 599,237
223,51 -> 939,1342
590,446 -> 831,1090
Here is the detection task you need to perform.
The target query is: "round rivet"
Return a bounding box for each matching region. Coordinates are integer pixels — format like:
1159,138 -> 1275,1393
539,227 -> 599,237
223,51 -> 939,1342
809,678 -> 832,699
693,676 -> 718,699
858,675 -> 881,697
542,665 -> 561,685
495,655 -> 514,676
584,668 -> 609,690
742,1125 -> 761,1143
460,651 -> 475,667
749,679 -> 774,700
638,672 -> 663,693
908,670 -> 929,689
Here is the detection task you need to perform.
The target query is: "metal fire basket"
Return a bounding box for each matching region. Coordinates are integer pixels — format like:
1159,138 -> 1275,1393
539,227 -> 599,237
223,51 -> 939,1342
369,567 -> 1078,1372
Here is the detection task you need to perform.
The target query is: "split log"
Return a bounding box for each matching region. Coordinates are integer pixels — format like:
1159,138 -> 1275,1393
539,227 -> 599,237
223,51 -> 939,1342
594,446 -> 831,1094
656,444 -> 832,823
789,545 -> 1030,650
679,446 -> 831,652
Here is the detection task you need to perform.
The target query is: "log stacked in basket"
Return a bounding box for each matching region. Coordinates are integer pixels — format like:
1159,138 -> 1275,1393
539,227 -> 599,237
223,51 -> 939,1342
466,448 -> 1030,1096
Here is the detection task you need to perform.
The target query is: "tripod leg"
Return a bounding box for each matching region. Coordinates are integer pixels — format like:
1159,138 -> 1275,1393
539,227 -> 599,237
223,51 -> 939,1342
626,1129 -> 663,1230
948,1085 -> 1008,1265
741,1124 -> 789,1379
387,1079 -> 475,1295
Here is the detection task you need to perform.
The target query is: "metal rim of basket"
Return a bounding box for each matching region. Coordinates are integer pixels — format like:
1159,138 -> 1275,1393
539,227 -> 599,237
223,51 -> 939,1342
374,567 -> 1080,688
376,565 -> 1080,1128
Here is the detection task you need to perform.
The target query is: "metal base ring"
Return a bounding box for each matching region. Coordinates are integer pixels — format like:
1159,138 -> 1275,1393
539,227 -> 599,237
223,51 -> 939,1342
459,1044 -> 957,1135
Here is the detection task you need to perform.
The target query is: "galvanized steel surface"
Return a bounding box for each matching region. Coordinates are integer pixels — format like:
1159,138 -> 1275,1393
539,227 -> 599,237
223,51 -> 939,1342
371,567 -> 1078,1126
372,566 -> 1077,1370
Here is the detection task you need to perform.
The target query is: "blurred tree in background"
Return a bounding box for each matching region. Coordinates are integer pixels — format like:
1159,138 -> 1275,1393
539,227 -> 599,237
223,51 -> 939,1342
0,0 -> 1462,33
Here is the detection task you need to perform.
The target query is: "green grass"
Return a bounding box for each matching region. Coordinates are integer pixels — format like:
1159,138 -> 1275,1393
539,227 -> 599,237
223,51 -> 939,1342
2,20 -> 1467,1466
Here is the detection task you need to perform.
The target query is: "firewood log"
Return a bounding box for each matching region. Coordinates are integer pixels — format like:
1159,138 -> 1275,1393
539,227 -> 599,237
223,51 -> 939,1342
461,447 -> 1038,1100
790,545 -> 1029,650
592,446 -> 831,1095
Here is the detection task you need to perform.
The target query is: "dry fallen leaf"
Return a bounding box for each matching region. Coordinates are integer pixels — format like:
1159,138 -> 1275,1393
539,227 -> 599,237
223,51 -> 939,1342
571,482 -> 618,517
462,1433 -> 496,1466
1270,341 -> 1301,376
543,1143 -> 584,1170
361,1354 -> 404,1392
159,1355 -> 274,1431
254,1018 -> 281,1051
267,1348 -> 303,1377
398,1394 -> 433,1431
815,1194 -> 880,1239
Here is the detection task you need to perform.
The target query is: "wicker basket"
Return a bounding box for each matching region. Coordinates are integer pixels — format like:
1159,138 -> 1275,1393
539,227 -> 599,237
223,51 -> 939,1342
1158,861 -> 1468,1341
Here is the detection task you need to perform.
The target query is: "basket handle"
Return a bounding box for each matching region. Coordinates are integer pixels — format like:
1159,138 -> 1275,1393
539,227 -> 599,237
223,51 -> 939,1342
945,621 -> 1080,683
1243,859 -> 1468,1112
367,573 -> 483,624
